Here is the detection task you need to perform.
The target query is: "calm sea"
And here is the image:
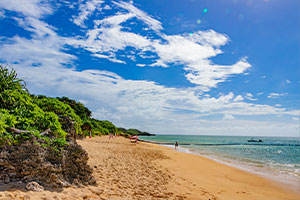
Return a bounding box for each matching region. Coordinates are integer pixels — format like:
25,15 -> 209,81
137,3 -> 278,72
139,135 -> 300,189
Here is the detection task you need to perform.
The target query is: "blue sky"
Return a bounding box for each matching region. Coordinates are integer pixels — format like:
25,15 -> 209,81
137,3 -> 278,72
0,0 -> 299,136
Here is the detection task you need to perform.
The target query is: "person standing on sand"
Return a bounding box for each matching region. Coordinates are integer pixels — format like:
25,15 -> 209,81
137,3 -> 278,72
175,141 -> 178,149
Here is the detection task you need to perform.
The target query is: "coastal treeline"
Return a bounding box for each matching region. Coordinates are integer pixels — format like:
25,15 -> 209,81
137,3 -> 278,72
118,127 -> 155,136
0,65 -> 151,188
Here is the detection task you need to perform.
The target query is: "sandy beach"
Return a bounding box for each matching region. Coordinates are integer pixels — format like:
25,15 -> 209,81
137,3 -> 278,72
0,136 -> 299,200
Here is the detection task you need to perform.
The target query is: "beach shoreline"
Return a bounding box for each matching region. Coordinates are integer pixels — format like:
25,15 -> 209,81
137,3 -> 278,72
0,136 -> 299,200
139,135 -> 300,194
159,143 -> 300,194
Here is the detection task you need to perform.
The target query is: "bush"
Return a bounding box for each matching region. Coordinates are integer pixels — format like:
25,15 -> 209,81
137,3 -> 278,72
34,96 -> 83,136
57,97 -> 91,120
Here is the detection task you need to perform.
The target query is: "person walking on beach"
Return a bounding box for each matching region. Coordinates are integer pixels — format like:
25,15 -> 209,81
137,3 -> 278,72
175,141 -> 178,150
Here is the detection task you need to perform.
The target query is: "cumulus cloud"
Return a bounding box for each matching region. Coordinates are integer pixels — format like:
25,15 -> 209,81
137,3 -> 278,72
233,95 -> 244,102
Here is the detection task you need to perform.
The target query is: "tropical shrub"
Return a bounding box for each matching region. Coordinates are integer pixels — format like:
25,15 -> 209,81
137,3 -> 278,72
33,96 -> 83,136
57,96 -> 91,120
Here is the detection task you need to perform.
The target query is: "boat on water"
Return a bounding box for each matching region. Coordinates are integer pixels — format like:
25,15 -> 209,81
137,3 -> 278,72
247,139 -> 263,142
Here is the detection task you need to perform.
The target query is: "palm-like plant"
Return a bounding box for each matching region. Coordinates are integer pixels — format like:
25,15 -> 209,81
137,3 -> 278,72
0,65 -> 28,109
0,65 -> 26,92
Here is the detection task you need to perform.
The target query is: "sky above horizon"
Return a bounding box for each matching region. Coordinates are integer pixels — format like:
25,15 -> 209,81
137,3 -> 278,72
0,0 -> 299,136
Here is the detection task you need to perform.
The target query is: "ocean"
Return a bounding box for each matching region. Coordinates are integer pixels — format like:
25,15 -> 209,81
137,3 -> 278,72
139,135 -> 300,189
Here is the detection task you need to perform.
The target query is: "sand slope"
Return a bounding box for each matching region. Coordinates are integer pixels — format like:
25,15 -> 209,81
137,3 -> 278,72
0,136 -> 299,200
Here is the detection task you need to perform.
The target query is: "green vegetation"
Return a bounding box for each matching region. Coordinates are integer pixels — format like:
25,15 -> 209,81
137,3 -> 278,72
56,96 -> 91,120
118,128 -> 155,137
0,65 -> 153,150
34,96 -> 83,136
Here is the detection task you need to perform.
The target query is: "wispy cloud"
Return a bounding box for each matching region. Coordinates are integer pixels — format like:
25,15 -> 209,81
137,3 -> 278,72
72,0 -> 104,27
113,1 -> 163,32
267,93 -> 288,99
0,0 -> 52,18
244,93 -> 257,101
257,92 -> 264,96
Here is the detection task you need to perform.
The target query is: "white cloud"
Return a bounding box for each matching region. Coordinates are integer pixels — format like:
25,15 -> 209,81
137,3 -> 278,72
67,13 -> 151,58
267,93 -> 288,99
233,95 -> 244,102
93,53 -> 126,64
136,64 -> 146,67
113,1 -> 163,32
223,114 -> 235,120
13,17 -> 57,38
78,99 -> 89,105
244,93 -> 257,101
187,30 -> 229,47
286,80 -> 291,84
0,0 -> 52,18
183,57 -> 250,88
103,5 -> 111,10
72,0 -> 104,27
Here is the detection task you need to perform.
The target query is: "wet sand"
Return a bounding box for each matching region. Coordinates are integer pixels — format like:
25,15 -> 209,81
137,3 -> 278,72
0,136 -> 299,200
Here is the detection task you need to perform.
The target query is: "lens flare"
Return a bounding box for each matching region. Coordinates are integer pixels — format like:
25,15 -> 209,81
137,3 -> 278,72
203,8 -> 208,13
197,19 -> 201,24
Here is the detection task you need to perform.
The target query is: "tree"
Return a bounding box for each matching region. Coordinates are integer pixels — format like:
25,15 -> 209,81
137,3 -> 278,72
57,97 -> 92,120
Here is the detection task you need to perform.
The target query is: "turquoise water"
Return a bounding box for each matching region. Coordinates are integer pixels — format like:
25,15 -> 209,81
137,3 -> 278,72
139,135 -> 300,187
